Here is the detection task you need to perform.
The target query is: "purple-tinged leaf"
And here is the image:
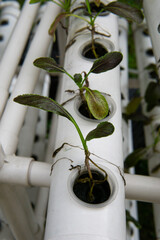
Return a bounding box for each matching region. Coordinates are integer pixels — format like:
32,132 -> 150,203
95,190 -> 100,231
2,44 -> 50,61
86,121 -> 114,141
49,12 -> 68,36
105,2 -> 144,24
33,57 -> 65,73
74,74 -> 83,88
14,94 -> 72,120
90,52 -> 123,74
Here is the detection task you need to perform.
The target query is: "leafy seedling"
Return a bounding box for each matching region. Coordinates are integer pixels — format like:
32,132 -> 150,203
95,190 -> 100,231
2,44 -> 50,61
33,51 -> 123,120
14,94 -> 114,202
49,0 -> 143,58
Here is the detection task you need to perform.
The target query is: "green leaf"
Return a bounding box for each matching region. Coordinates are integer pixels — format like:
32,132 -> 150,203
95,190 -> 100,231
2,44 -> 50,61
73,74 -> 83,88
126,210 -> 141,229
105,2 -> 144,24
85,89 -> 109,120
86,121 -> 114,141
29,0 -> 50,3
14,94 -> 89,152
123,112 -> 150,125
33,57 -> 66,73
124,148 -> 149,169
145,82 -> 160,111
14,94 -> 72,120
90,52 -> 123,74
125,97 -> 142,115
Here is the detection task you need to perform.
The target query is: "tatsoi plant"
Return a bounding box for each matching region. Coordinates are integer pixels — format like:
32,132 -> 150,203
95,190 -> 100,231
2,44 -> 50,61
14,94 -> 114,202
33,51 -> 123,120
48,0 -> 143,58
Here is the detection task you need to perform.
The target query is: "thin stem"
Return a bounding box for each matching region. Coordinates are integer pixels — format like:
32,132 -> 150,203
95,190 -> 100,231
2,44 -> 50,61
69,115 -> 88,152
64,70 -> 75,81
69,13 -> 90,24
91,26 -> 98,58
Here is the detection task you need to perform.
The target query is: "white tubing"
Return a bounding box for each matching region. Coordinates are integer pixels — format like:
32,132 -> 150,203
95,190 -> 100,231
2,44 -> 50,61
0,184 -> 40,240
0,2 -> 61,155
0,1 -> 20,59
44,3 -> 126,239
0,154 -> 51,187
0,0 -> 40,116
143,0 -> 160,76
133,19 -> 160,239
28,161 -> 51,187
125,173 -> 160,204
119,18 -> 140,240
1,156 -> 160,205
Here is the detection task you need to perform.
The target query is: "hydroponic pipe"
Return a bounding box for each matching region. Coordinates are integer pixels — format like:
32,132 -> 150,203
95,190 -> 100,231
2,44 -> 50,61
125,173 -> 160,204
0,0 -> 40,116
143,0 -> 160,77
0,1 -> 20,59
0,184 -> 40,240
44,1 -> 126,239
0,154 -> 51,187
0,2 -> 61,155
1,156 -> 160,204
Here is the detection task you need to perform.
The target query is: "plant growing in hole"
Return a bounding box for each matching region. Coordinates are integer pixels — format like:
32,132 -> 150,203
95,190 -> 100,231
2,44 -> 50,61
14,94 -> 114,203
48,0 -> 143,58
33,51 -> 123,120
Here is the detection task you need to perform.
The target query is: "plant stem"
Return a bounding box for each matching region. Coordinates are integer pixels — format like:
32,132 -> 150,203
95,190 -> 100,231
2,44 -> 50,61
69,115 -> 93,180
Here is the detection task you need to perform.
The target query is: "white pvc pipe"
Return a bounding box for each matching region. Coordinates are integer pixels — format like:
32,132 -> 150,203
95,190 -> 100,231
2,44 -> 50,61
0,1 -> 20,59
0,154 -> 51,187
125,173 -> 160,204
0,184 -> 40,240
143,0 -> 160,76
133,19 -> 160,239
17,72 -> 47,157
119,18 -> 140,240
0,0 -> 40,116
1,156 -> 160,205
44,2 -> 126,239
0,2 -> 61,155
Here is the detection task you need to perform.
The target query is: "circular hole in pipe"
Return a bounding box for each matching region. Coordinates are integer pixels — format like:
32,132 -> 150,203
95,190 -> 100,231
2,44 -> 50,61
0,35 -> 4,41
73,170 -> 110,204
130,227 -> 134,236
74,94 -> 116,122
84,2 -> 109,16
142,28 -> 149,36
80,39 -> 114,61
149,70 -> 158,80
146,48 -> 154,57
68,165 -> 118,207
82,42 -> 108,59
0,19 -> 9,26
157,24 -> 160,33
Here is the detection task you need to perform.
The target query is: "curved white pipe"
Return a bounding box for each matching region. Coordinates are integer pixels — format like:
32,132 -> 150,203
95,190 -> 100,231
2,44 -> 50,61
0,2 -> 61,155
0,0 -> 40,116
